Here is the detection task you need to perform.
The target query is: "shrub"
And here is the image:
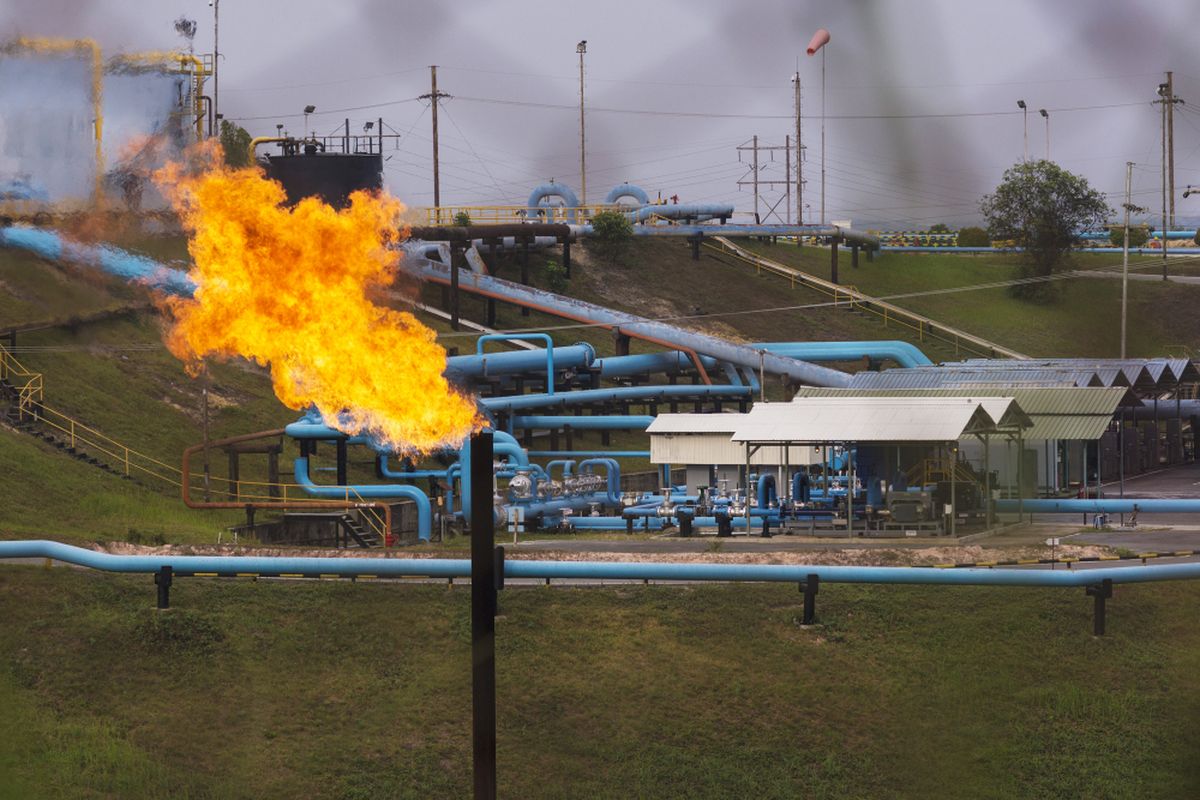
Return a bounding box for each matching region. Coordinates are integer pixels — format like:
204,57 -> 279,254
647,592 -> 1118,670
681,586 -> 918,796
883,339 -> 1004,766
542,258 -> 568,293
1108,225 -> 1150,248
586,210 -> 634,267
452,211 -> 471,227
957,226 -> 990,247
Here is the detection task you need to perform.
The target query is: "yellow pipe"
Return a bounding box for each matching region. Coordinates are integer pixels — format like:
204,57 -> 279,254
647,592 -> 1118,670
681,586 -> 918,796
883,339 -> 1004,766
248,136 -> 289,162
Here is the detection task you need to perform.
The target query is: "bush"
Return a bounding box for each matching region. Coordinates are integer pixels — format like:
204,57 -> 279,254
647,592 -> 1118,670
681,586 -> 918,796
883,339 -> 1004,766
929,223 -> 950,234
219,120 -> 253,168
1109,225 -> 1150,248
452,211 -> 471,227
957,226 -> 990,247
542,258 -> 568,293
586,210 -> 634,267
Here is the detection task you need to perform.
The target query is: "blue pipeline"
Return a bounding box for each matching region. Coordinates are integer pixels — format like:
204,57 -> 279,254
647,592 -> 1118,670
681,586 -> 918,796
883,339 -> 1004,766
568,516 -> 667,531
7,539 -> 1200,586
479,385 -> 751,413
511,415 -> 655,430
527,181 -> 581,222
758,341 -> 932,368
578,457 -> 623,504
527,451 -> 651,458
293,457 -> 431,541
0,227 -> 195,296
594,352 -> 718,377
757,474 -> 777,508
997,498 -> 1200,514
881,245 -> 1200,256
627,204 -> 735,224
447,343 -> 595,382
604,183 -> 651,205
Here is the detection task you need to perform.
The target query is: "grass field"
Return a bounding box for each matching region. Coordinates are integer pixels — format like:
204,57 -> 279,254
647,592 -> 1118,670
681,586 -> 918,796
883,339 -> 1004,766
1,566 -> 1198,798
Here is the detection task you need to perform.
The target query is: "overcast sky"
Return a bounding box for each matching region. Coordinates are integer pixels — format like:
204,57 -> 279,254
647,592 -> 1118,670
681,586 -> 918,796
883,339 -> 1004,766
3,0 -> 1199,227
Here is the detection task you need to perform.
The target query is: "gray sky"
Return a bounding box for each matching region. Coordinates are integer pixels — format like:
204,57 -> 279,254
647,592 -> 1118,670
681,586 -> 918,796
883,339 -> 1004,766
3,0 -> 1199,227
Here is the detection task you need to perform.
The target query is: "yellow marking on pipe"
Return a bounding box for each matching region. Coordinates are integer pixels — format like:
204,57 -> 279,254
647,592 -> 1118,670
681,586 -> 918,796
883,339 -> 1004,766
932,563 -> 954,569
193,572 -> 218,577
1098,555 -> 1120,561
236,572 -> 259,578
1017,559 -> 1039,564
280,573 -> 305,578
1175,551 -> 1194,557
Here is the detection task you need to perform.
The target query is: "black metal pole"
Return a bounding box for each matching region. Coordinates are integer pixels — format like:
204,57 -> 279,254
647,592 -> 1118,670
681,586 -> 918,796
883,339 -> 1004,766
469,430 -> 497,799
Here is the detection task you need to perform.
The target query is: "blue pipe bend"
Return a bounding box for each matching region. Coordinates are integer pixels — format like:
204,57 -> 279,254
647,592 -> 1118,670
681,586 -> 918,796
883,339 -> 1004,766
293,457 -> 431,541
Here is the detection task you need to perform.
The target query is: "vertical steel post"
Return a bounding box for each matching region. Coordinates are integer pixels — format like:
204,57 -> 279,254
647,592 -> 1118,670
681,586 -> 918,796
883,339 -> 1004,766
469,430 -> 497,799
794,72 -> 802,225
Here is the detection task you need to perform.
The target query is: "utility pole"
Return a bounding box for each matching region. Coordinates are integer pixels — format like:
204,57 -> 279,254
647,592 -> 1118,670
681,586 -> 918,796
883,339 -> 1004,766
1167,71 -> 1176,228
752,134 -> 759,222
1159,80 -> 1168,280
794,72 -> 803,225
210,0 -> 219,125
419,66 -> 451,211
577,41 -> 587,206
1121,161 -> 1133,359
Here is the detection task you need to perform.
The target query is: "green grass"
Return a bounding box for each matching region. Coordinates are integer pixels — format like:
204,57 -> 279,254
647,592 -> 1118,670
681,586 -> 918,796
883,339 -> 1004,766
734,241 -> 1200,358
1,567 -> 1198,798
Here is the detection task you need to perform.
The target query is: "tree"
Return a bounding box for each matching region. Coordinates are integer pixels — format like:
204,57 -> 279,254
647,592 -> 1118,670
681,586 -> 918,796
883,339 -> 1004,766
453,211 -> 472,227
219,120 -> 253,168
586,209 -> 634,267
981,160 -> 1110,300
1108,225 -> 1149,248
929,222 -> 950,234
957,226 -> 990,247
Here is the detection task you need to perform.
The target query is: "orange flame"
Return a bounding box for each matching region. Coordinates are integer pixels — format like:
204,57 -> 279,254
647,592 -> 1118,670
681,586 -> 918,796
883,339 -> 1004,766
154,142 -> 480,453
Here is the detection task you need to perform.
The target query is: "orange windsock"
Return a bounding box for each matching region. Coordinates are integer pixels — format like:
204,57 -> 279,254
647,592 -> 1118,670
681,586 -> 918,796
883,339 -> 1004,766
806,28 -> 831,56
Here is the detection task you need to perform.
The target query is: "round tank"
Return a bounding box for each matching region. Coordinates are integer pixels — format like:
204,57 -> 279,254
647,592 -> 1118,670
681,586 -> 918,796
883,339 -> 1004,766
263,152 -> 383,208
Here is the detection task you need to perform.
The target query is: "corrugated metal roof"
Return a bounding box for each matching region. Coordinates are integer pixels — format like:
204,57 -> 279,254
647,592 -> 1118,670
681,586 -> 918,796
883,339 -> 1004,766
645,413 -> 745,434
731,397 -> 1022,443
952,358 -> 1200,392
848,369 -> 1096,390
792,386 -> 1127,440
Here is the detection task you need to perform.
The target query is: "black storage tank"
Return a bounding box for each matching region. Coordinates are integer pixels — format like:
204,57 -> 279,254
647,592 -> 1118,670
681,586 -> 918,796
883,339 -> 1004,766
263,142 -> 382,208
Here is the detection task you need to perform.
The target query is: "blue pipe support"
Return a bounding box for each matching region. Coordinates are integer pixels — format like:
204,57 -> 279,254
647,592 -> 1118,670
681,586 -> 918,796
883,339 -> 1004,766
996,498 -> 1200,514
479,385 -> 752,413
741,366 -> 761,393
758,341 -> 933,369
293,457 -> 431,541
7,539 -> 1200,587
527,181 -> 581,222
603,183 -> 651,206
722,363 -> 743,386
512,415 -> 655,431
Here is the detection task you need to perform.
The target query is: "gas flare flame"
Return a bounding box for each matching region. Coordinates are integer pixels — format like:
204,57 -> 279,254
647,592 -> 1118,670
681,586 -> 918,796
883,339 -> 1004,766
154,142 -> 480,453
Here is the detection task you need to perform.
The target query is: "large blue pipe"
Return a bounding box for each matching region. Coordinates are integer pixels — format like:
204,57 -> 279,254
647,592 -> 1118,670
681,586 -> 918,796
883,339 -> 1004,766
0,226 -> 195,296
628,204 -> 735,224
758,341 -> 933,368
997,498 -> 1200,514
405,256 -> 854,388
478,384 -> 751,412
293,456 -> 432,541
445,343 -> 595,381
527,181 -> 581,222
7,539 -> 1198,587
604,183 -> 651,206
511,415 -> 655,430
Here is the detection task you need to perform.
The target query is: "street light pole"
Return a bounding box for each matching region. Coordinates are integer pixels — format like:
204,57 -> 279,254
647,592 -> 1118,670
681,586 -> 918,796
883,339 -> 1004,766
577,40 -> 587,207
1121,161 -> 1133,359
1038,108 -> 1049,160
1017,100 -> 1027,162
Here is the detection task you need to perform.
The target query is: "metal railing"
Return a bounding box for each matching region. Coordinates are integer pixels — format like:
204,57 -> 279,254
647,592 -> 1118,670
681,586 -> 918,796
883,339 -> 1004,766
706,236 -> 1029,360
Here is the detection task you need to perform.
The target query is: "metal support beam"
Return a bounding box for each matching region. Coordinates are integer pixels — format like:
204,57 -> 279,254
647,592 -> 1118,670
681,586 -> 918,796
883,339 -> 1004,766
336,438 -> 348,487
154,565 -> 172,609
830,237 -> 840,285
1086,578 -> 1113,636
800,573 -> 819,625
